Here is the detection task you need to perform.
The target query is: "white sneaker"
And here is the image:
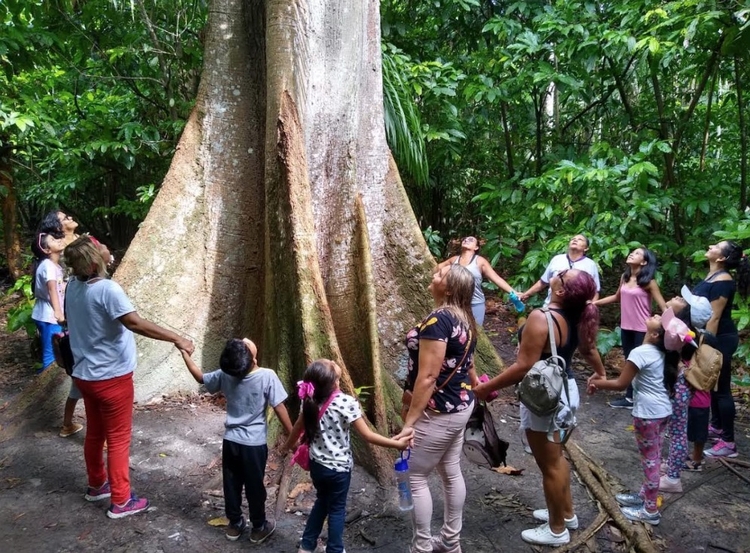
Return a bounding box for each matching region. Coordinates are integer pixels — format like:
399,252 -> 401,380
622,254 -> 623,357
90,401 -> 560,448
531,509 -> 579,529
659,475 -> 683,493
521,523 -> 570,545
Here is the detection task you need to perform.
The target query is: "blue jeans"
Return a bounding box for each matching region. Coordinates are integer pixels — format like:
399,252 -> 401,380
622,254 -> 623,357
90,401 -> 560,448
300,460 -> 351,553
35,319 -> 63,370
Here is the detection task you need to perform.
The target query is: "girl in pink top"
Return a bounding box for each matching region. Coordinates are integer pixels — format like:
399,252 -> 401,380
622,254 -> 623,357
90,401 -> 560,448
596,247 -> 667,407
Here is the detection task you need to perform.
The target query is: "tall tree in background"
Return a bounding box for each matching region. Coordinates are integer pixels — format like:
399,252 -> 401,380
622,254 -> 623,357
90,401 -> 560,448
114,0 -> 502,479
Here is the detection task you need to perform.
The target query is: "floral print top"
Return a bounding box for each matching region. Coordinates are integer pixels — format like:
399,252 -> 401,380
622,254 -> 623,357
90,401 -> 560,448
404,308 -> 476,414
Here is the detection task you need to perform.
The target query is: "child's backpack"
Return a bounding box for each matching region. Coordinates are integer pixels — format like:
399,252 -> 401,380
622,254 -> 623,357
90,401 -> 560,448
463,403 -> 509,469
291,391 -> 339,471
685,332 -> 722,391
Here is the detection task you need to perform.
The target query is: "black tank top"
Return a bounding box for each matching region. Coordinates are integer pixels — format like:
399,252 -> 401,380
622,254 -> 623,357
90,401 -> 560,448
518,307 -> 578,379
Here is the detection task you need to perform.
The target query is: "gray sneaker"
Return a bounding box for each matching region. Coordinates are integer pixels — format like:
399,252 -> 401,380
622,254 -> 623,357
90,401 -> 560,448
615,493 -> 644,507
609,397 -> 633,409
620,505 -> 661,525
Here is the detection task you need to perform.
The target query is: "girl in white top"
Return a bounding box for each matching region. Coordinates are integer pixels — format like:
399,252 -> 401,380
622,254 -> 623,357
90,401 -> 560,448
31,232 -> 66,371
587,313 -> 680,526
284,360 -> 412,553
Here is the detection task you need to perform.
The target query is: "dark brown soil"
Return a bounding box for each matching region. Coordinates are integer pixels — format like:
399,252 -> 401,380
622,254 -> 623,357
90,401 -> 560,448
1,290 -> 749,552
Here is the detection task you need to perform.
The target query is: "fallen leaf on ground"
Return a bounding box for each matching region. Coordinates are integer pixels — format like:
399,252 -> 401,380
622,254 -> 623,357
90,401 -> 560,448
289,482 -> 313,499
606,523 -> 625,543
492,465 -> 524,476
6,477 -> 22,489
208,516 -> 229,527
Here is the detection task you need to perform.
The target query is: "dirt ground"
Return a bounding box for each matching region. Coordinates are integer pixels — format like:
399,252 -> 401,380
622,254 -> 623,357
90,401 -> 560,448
1,291 -> 750,553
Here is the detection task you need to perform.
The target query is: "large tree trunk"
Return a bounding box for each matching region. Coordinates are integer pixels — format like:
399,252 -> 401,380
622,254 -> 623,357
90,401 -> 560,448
114,0 -> 502,479
1,141 -> 23,281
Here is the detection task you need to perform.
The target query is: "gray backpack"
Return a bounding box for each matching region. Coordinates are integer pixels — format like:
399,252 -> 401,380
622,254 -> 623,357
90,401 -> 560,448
517,308 -> 575,442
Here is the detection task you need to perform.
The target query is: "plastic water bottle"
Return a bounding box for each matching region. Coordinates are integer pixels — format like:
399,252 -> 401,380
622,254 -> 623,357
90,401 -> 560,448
509,291 -> 525,313
395,450 -> 413,511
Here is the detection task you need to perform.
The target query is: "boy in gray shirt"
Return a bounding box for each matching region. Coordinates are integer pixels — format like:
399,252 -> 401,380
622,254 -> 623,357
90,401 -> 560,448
181,338 -> 293,542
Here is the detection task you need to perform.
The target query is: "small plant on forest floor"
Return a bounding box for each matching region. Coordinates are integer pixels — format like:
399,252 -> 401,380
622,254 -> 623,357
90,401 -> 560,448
5,275 -> 36,339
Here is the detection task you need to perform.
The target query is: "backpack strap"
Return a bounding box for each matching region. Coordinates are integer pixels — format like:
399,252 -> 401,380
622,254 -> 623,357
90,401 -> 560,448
541,307 -> 574,442
435,327 -> 473,394
318,391 -> 339,421
542,306 -> 558,359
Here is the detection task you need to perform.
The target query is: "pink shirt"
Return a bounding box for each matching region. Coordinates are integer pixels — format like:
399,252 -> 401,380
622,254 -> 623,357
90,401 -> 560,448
620,284 -> 651,332
690,390 -> 711,409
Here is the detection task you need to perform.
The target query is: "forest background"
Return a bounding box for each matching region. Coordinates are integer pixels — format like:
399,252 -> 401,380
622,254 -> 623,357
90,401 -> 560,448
2,0 -> 750,369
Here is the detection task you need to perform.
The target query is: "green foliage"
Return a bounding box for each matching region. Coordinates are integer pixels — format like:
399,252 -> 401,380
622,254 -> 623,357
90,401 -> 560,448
382,44 -> 428,186
6,275 -> 36,338
1,0 -> 206,247
422,226 -> 444,259
596,326 -> 622,358
353,385 -> 373,410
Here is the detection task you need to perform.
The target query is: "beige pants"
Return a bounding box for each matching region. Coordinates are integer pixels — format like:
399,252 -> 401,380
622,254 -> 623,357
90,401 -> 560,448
409,403 -> 474,552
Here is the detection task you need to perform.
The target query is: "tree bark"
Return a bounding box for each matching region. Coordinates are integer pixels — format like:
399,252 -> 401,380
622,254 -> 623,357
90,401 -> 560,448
109,0 -> 503,479
735,56 -> 748,210
0,141 -> 23,281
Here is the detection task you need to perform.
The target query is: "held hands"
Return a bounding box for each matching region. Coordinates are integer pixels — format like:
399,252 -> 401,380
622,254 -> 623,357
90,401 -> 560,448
586,373 -> 604,395
54,310 -> 65,324
394,428 -> 413,450
175,337 -> 195,356
473,382 -> 491,401
393,425 -> 414,444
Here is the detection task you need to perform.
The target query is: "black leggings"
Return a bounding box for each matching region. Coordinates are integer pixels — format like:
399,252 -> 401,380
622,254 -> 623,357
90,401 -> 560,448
621,329 -> 646,400
710,332 -> 739,442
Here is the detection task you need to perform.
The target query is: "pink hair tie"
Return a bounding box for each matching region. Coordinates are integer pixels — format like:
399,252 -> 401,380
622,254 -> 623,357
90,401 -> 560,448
297,381 -> 315,399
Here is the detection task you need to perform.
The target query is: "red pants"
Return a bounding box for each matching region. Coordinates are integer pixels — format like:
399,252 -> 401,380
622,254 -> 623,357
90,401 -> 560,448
74,373 -> 134,504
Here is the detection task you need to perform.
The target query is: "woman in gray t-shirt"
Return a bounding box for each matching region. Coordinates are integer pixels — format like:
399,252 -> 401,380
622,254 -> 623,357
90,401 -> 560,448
64,237 -> 193,520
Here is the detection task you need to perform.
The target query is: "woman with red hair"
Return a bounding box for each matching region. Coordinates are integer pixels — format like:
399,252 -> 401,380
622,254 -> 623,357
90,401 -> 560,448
474,269 -> 601,546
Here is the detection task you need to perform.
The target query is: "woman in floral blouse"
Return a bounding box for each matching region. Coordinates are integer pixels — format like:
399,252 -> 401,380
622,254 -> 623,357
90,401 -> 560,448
397,264 -> 478,553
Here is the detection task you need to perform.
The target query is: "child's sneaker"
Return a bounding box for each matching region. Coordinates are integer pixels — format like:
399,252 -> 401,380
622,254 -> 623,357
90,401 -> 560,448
615,493 -> 643,507
226,515 -> 247,541
608,397 -> 633,409
106,493 -> 150,519
704,440 -> 738,458
520,523 -> 570,545
682,459 -> 704,472
249,519 -> 276,544
708,424 -> 722,439
620,505 -> 661,525
84,481 -> 111,502
59,423 -> 84,437
659,475 -> 683,493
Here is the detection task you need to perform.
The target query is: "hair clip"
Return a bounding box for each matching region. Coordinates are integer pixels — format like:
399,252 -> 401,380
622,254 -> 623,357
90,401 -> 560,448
297,381 -> 315,400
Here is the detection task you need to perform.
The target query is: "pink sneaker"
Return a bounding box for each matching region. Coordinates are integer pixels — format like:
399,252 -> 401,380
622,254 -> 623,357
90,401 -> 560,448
704,440 -> 738,458
106,493 -> 150,519
84,481 -> 111,502
708,425 -> 722,439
